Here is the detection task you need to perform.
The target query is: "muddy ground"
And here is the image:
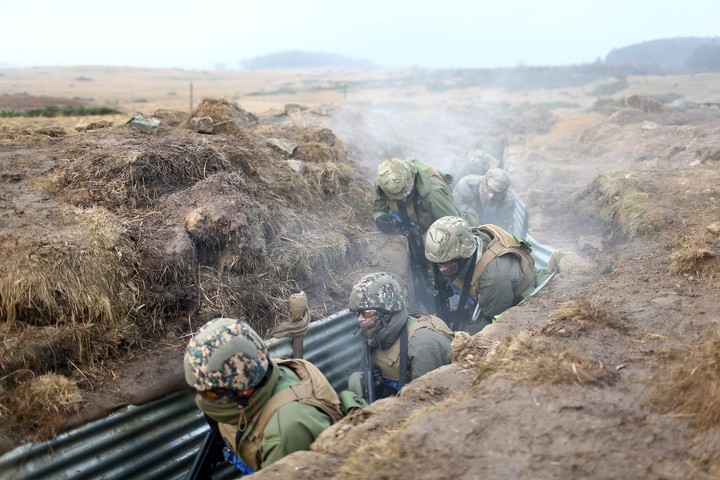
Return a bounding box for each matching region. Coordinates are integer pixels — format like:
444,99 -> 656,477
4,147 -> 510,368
1,67 -> 720,479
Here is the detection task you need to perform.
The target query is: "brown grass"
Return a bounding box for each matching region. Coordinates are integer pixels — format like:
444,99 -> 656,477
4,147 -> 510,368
182,97 -> 259,138
580,172 -> 667,238
541,299 -> 630,337
31,136 -> 233,210
8,373 -> 84,440
476,331 -> 618,386
0,206 -> 138,327
668,231 -> 719,277
652,335 -> 720,430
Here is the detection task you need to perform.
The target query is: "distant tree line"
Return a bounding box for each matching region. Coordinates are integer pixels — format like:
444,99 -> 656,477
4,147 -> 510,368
605,37 -> 720,72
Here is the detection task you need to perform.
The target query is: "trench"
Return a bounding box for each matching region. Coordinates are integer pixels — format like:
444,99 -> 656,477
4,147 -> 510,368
0,198 -> 555,480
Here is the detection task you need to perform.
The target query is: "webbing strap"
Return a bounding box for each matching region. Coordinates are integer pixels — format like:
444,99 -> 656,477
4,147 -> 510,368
398,322 -> 408,390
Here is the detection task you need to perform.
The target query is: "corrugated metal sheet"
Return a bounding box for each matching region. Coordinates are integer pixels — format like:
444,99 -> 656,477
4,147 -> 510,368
0,200 -> 554,480
0,310 -> 362,480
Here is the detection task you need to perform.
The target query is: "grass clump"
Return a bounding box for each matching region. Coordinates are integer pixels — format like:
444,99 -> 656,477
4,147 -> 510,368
8,373 -> 84,440
0,105 -> 121,118
668,232 -> 719,278
580,172 -> 668,238
475,332 -> 618,387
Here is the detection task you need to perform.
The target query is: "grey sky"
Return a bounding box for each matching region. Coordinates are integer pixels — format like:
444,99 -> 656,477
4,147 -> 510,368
2,0 -> 718,70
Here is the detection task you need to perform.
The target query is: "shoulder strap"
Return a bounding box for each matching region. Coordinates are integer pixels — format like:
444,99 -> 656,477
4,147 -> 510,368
240,359 -> 344,469
470,226 -> 536,296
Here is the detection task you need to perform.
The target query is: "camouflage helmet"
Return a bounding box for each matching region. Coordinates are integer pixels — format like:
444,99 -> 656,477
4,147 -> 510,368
485,168 -> 510,193
184,318 -> 271,394
376,158 -> 416,200
348,272 -> 406,313
466,149 -> 492,174
424,216 -> 478,263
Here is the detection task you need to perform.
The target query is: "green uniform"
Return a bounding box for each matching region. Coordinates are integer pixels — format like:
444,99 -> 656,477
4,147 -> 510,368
208,363 -> 333,470
454,174 -> 516,231
349,310 -> 453,399
451,229 -> 527,332
373,157 -> 478,231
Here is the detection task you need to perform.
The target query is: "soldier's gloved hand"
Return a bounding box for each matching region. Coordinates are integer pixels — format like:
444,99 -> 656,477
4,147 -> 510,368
375,214 -> 396,233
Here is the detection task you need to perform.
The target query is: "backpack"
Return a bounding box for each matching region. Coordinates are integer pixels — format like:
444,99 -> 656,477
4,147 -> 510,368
221,358 -> 344,470
470,224 -> 536,297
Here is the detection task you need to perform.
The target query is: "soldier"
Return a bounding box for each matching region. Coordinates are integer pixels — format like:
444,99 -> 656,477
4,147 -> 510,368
184,317 -> 344,474
452,148 -> 500,183
454,168 -> 516,232
424,216 -> 537,334
346,272 -> 453,402
372,157 -> 477,312
373,156 -> 477,234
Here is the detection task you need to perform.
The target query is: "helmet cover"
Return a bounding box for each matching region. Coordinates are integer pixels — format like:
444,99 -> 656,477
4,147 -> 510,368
424,216 -> 478,263
376,158 -> 416,200
184,318 -> 270,393
348,272 -> 406,313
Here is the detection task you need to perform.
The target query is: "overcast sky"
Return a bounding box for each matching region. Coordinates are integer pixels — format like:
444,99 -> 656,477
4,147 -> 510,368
2,1 -> 718,70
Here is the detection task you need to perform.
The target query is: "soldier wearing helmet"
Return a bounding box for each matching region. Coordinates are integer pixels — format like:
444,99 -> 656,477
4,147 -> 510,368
452,149 -> 502,184
372,157 -> 478,313
454,168 -> 516,232
184,318 -> 342,472
425,216 -> 536,333
346,272 -> 453,402
373,157 -> 477,234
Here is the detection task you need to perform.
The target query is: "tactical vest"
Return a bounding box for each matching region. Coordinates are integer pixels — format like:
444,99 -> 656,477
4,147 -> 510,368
218,358 -> 344,470
373,314 -> 454,381
464,224 -> 536,300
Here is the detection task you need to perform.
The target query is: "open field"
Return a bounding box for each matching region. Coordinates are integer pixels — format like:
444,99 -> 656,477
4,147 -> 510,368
1,66 -> 720,479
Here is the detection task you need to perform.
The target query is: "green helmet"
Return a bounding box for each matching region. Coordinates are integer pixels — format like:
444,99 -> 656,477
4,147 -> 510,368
184,318 -> 270,393
424,216 -> 478,263
348,272 -> 406,313
485,168 -> 510,193
376,158 -> 416,200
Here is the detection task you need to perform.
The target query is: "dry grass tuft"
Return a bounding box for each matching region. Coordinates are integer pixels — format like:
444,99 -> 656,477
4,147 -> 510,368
31,137 -> 232,209
0,206 -> 143,380
183,97 -> 258,137
541,300 -> 630,337
476,332 -> 618,386
652,335 -> 720,430
0,206 -> 139,327
668,232 -> 719,277
8,373 -> 84,440
580,172 -> 667,238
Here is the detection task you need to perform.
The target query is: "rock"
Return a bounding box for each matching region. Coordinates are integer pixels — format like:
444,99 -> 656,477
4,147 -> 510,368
267,137 -> 298,155
189,116 -> 214,134
286,159 -> 306,174
126,112 -> 161,133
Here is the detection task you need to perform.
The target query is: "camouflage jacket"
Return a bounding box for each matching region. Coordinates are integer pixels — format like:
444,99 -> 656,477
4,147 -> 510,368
454,174 -> 516,231
218,364 -> 334,470
372,157 -> 478,232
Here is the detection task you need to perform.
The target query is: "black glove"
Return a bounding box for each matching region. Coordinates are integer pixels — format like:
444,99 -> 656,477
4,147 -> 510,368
375,214 -> 396,233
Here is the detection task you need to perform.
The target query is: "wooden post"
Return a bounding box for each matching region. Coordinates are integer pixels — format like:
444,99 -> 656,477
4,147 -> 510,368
189,82 -> 193,112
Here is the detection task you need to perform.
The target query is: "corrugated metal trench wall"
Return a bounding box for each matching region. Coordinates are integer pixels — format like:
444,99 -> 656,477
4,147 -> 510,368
0,198 -> 554,480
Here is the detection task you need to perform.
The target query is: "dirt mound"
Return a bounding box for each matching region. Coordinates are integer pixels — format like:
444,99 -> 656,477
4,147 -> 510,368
0,99 -> 382,444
